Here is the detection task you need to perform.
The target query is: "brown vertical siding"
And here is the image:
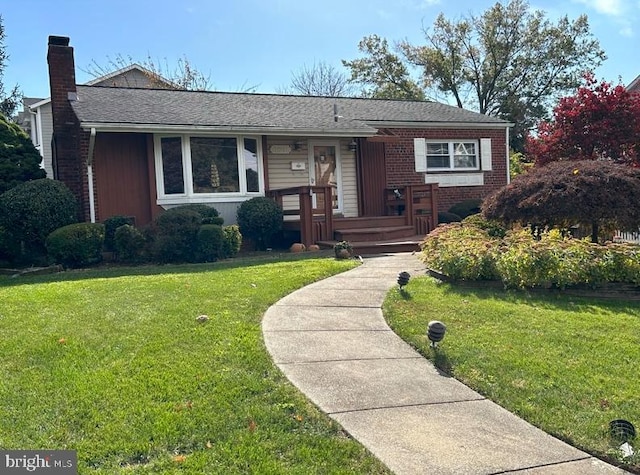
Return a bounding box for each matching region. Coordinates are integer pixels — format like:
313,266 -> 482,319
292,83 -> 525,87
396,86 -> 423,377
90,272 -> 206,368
357,139 -> 387,216
93,132 -> 154,225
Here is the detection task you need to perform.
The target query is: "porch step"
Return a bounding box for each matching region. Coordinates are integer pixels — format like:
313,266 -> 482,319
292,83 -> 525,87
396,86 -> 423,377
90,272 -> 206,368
333,215 -> 406,230
334,225 -> 416,242
317,235 -> 424,255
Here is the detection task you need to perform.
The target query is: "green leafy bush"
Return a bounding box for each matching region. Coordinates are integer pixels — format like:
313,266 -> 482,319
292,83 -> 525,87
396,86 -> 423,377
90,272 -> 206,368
168,204 -> 223,225
114,224 -> 145,262
151,208 -> 202,263
421,221 -> 640,288
420,223 -> 500,280
437,211 -> 462,224
237,197 -> 283,250
222,225 -> 242,258
197,224 -> 225,262
448,199 -> 482,219
46,223 -> 105,268
103,215 -> 135,252
462,214 -> 507,238
0,179 -> 78,264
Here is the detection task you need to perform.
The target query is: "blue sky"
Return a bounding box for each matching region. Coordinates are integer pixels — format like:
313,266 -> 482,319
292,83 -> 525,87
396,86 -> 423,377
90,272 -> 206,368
3,0 -> 639,102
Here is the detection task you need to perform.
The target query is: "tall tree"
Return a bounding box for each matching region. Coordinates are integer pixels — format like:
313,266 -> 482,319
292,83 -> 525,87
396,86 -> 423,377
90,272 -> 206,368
84,53 -> 213,91
0,15 -> 21,119
280,61 -> 356,97
343,1 -> 605,151
342,35 -> 425,100
0,113 -> 46,194
526,75 -> 640,166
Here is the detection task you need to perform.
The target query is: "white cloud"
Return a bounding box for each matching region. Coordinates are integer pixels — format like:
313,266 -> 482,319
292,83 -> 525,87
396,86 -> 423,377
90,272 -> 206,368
573,0 -> 626,16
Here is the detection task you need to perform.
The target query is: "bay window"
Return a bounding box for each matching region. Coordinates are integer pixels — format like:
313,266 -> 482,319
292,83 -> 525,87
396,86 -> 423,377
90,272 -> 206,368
154,135 -> 263,202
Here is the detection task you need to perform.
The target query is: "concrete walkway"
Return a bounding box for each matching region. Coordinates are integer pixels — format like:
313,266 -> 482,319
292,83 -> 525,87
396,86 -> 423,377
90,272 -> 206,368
262,252 -> 629,475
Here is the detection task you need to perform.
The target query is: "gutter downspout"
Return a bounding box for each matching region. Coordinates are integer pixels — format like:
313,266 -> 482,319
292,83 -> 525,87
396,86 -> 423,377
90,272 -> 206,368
87,128 -> 96,223
505,126 -> 510,184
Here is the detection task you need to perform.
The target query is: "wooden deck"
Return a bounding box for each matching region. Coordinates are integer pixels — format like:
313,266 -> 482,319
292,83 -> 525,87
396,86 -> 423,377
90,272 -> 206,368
269,185 -> 438,254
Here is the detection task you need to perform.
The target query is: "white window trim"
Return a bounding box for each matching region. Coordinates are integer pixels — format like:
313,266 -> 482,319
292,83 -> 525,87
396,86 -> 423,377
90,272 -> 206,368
154,134 -> 265,205
425,140 -> 480,172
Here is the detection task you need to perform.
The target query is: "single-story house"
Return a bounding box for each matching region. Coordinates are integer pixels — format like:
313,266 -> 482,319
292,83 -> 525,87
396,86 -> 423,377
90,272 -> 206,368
47,36 -> 511,251
628,75 -> 640,94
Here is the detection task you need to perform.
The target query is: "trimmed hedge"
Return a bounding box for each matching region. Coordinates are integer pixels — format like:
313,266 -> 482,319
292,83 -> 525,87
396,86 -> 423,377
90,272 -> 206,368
46,223 -> 105,268
114,224 -> 145,262
237,197 -> 283,250
103,216 -> 135,252
197,224 -> 225,262
0,179 -> 78,264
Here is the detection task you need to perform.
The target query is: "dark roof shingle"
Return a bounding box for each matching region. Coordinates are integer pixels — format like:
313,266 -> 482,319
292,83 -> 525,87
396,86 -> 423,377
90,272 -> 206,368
71,86 -> 508,134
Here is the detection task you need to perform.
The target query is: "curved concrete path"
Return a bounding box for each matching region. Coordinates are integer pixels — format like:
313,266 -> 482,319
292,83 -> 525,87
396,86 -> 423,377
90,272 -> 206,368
262,252 -> 629,475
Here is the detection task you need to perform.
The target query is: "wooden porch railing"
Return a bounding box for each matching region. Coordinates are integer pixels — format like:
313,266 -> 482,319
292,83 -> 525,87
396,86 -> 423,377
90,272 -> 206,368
268,186 -> 334,248
385,184 -> 439,235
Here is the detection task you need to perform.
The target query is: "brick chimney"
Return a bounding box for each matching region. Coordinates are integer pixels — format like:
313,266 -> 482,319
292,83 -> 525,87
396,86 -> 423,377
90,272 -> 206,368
47,36 -> 87,220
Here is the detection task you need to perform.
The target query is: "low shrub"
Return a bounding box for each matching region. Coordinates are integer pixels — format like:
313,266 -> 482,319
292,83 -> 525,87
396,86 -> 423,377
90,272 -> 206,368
103,216 -> 135,252
222,225 -> 242,258
197,225 -> 225,262
237,197 -> 283,250
448,199 -> 482,219
46,223 -> 105,268
114,224 -> 145,262
0,179 -> 78,265
421,221 -> 640,288
462,214 -> 507,238
437,211 -> 462,224
151,208 -> 203,263
420,223 -> 500,280
168,204 -> 224,225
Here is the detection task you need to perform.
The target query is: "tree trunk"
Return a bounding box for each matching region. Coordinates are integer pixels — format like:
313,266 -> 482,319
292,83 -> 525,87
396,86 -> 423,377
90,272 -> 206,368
591,221 -> 599,244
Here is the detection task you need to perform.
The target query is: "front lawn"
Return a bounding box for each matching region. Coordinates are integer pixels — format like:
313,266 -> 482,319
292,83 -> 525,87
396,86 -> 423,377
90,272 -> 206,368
0,257 -> 390,474
384,277 -> 640,471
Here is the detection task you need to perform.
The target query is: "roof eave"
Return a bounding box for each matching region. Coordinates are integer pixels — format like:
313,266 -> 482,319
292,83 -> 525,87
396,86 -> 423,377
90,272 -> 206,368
79,122 -> 379,137
366,120 -> 513,128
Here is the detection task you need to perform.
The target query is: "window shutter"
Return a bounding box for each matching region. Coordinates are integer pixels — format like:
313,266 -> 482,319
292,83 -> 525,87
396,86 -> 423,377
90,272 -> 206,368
480,138 -> 492,171
414,138 -> 427,172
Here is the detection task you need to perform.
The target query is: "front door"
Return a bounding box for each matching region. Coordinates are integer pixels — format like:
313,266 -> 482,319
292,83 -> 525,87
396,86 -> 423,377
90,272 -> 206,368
309,142 -> 342,212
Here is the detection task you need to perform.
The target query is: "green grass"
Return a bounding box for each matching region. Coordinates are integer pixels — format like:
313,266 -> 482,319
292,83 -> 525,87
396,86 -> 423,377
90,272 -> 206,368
384,277 -> 640,471
0,256 -> 391,474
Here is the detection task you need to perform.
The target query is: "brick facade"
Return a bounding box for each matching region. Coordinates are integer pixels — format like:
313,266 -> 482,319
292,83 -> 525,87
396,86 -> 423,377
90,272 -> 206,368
47,36 -> 91,221
383,127 -> 509,212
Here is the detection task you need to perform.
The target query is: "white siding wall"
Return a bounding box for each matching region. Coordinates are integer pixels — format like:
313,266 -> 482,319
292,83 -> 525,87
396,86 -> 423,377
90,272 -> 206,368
39,103 -> 54,177
266,136 -> 358,218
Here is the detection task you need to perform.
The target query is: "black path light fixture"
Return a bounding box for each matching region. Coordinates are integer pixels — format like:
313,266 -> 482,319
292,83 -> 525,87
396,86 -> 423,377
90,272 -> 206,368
397,271 -> 410,290
427,320 -> 446,348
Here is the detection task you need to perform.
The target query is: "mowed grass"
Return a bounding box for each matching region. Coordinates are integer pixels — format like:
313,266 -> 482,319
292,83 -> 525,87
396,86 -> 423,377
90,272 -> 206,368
384,277 -> 640,471
0,257 -> 391,474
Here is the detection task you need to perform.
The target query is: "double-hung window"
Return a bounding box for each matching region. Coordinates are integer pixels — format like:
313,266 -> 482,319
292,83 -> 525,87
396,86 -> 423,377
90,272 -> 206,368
426,141 -> 479,171
155,135 -> 262,202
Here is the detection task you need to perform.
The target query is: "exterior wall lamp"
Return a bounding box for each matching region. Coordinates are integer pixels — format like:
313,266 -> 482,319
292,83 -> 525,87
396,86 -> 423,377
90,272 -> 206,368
349,139 -> 358,152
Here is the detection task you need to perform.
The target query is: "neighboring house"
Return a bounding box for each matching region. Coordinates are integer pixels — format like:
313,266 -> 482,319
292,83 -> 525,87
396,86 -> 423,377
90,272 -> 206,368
628,74 -> 640,94
26,63 -> 174,177
47,36 -> 511,250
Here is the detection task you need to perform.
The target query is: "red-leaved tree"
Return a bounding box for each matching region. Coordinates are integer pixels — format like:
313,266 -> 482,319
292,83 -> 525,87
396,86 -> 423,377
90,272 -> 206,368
527,75 -> 640,166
